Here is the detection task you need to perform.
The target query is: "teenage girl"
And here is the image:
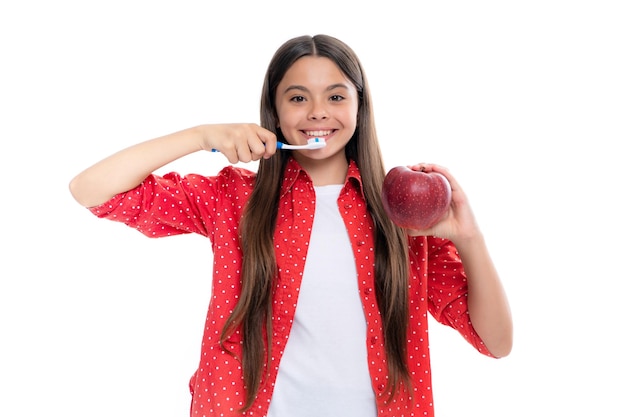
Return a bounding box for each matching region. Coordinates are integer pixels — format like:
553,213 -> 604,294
69,34 -> 512,417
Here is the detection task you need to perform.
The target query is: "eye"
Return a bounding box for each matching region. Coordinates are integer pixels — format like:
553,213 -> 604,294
330,95 -> 344,102
289,95 -> 306,103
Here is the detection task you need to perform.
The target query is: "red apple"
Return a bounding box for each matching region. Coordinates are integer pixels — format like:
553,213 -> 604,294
381,166 -> 452,230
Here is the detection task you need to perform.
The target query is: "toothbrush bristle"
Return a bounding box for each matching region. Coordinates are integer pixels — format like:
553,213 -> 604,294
306,137 -> 326,149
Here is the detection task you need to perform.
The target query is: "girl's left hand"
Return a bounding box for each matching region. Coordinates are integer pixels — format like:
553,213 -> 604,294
405,163 -> 480,242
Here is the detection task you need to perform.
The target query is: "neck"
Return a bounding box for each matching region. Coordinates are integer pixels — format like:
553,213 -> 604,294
294,152 -> 349,186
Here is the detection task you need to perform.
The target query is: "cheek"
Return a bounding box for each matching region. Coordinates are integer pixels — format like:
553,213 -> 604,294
344,106 -> 359,129
277,109 -> 303,130
275,102 -> 289,128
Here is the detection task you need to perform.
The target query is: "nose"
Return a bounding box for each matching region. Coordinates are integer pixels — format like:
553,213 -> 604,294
308,101 -> 328,120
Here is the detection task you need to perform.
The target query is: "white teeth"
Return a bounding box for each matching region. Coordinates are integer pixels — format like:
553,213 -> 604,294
304,130 -> 332,137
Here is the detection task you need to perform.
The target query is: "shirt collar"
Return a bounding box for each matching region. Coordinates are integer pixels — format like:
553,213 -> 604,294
280,157 -> 365,199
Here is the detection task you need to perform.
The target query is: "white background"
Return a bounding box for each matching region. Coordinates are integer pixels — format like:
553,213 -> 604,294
1,1 -> 625,416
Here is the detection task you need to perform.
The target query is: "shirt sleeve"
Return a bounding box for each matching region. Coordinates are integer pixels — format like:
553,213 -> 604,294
87,166 -> 255,241
410,236 -> 494,357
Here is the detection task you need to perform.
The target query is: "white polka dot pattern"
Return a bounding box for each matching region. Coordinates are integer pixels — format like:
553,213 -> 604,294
88,158 -> 493,416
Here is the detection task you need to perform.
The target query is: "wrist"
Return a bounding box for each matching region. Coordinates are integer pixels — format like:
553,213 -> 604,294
452,229 -> 485,253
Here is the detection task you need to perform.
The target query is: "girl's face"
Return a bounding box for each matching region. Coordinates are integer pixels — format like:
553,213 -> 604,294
275,56 -> 358,164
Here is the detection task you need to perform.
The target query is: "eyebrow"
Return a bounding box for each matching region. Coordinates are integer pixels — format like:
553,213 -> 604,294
282,83 -> 351,94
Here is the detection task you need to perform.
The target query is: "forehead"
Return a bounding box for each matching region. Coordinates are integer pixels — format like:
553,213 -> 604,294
278,56 -> 354,89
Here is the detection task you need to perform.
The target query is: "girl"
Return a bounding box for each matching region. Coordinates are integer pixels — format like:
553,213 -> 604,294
69,34 -> 512,417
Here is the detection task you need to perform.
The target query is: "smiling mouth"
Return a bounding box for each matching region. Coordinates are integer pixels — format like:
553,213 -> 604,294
303,129 -> 333,137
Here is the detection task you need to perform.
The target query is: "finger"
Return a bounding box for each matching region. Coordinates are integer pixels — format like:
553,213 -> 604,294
256,127 -> 277,159
407,163 -> 431,172
236,142 -> 254,163
220,147 -> 241,164
248,135 -> 269,160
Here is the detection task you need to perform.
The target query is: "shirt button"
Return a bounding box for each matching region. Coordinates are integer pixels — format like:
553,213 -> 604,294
344,203 -> 352,209
357,240 -> 365,246
370,336 -> 377,345
377,383 -> 385,392
364,287 -> 372,295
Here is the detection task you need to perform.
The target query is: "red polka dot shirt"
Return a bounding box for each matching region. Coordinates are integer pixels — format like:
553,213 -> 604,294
88,158 -> 493,416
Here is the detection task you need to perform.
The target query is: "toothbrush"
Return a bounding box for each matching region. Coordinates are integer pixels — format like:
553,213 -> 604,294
212,137 -> 326,152
278,137 -> 326,150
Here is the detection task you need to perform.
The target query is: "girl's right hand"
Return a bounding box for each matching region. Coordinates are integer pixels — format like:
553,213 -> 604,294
201,123 -> 278,164
70,123 -> 279,208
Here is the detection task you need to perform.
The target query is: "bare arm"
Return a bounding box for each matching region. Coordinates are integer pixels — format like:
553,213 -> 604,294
69,124 -> 277,208
453,233 -> 513,358
407,163 -> 513,358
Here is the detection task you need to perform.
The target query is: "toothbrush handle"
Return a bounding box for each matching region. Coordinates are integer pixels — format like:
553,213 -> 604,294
212,142 -> 286,152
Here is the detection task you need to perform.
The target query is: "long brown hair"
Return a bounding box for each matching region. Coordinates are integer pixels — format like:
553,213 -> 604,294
220,34 -> 411,411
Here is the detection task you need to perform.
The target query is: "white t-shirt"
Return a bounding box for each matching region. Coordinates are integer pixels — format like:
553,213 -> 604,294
267,185 -> 377,417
